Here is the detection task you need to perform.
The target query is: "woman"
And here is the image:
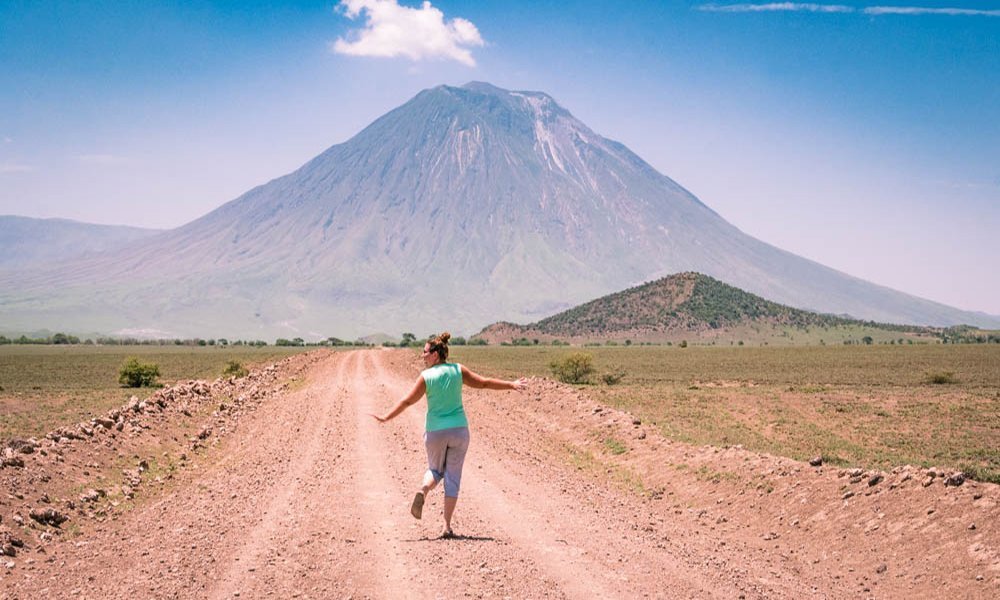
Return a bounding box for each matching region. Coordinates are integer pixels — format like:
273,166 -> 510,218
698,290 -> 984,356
372,332 -> 527,538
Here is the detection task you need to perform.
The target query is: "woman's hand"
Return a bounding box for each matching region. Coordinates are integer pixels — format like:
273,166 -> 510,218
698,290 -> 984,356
511,377 -> 528,391
371,377 -> 426,424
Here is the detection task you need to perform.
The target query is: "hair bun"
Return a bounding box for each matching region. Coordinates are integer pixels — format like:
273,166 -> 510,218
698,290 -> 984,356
439,332 -> 451,344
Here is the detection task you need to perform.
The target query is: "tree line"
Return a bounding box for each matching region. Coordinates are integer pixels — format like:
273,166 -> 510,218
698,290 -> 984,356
3,328 -> 995,348
0,334 -> 357,347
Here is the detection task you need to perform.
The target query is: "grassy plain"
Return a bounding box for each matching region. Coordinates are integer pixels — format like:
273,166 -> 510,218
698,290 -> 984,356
453,344 -> 1000,482
0,345 -> 311,440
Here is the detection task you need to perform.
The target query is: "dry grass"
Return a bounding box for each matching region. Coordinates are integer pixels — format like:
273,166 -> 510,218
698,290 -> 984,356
453,344 -> 1000,482
0,345 -> 312,440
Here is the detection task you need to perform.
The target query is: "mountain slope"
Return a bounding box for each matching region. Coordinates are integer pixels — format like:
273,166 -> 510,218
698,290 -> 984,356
0,83 -> 996,338
475,272 -> 937,345
0,216 -> 163,269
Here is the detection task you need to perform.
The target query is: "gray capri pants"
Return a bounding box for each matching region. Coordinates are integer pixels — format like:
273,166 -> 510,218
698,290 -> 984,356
424,426 -> 470,498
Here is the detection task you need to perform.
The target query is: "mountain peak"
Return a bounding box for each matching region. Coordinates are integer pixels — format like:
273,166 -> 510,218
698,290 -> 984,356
456,81 -> 558,107
460,81 -> 507,94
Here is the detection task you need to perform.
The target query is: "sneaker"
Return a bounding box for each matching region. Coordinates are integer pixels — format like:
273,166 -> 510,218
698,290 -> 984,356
410,492 -> 424,519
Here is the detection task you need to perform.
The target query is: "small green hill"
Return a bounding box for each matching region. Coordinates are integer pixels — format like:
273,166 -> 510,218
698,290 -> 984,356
476,272 -> 939,346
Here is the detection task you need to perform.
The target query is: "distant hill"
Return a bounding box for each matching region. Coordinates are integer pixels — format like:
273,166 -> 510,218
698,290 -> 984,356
0,216 -> 163,269
475,273 -> 941,346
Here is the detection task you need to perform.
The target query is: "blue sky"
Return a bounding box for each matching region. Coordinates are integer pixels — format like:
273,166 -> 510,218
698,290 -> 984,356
1,1 -> 998,314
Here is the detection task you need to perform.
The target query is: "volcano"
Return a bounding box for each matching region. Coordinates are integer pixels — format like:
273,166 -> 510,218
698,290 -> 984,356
2,82 -> 995,338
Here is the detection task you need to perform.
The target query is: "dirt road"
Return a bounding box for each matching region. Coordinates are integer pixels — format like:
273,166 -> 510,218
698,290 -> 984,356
3,350 -> 997,598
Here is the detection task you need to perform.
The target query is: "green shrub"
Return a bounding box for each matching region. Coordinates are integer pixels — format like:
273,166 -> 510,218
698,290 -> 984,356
549,352 -> 595,384
925,371 -> 956,384
223,360 -> 249,378
118,357 -> 160,388
601,367 -> 626,385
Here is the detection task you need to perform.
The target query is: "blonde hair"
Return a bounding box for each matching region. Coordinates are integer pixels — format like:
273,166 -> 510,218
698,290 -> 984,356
427,331 -> 451,362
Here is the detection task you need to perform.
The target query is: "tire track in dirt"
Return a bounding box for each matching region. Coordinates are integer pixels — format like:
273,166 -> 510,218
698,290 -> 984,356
369,350 -> 739,598
207,351 -> 355,599
347,349 -> 553,598
369,350 -> 621,597
330,350 -> 426,597
5,352 -> 362,598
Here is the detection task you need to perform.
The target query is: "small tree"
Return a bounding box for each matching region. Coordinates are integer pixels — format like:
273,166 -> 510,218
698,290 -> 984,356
118,357 -> 160,388
549,352 -> 595,384
223,360 -> 249,378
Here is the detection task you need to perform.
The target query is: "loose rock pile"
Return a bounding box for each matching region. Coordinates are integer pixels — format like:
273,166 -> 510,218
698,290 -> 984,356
0,352 -> 319,566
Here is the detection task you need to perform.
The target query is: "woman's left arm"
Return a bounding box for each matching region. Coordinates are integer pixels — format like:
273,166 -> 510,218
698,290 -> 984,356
372,376 -> 426,423
461,366 -> 528,391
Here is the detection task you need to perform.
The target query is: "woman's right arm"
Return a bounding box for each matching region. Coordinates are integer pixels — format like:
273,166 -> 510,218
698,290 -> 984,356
372,376 -> 426,423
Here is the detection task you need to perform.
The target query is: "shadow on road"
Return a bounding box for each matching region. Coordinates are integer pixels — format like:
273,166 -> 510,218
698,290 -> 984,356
403,533 -> 497,543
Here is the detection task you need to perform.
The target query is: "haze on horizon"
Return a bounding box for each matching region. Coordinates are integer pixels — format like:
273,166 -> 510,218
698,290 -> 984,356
1,1 -> 998,315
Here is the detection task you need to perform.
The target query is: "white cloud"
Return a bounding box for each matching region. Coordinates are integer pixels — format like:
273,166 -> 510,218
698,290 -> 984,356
697,3 -> 855,12
0,163 -> 35,174
2,137 -> 12,144
332,0 -> 484,66
864,7 -> 1000,17
698,3 -> 1000,16
76,154 -> 131,166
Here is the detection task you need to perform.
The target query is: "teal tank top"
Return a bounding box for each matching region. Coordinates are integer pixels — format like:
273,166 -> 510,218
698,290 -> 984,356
421,362 -> 468,431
